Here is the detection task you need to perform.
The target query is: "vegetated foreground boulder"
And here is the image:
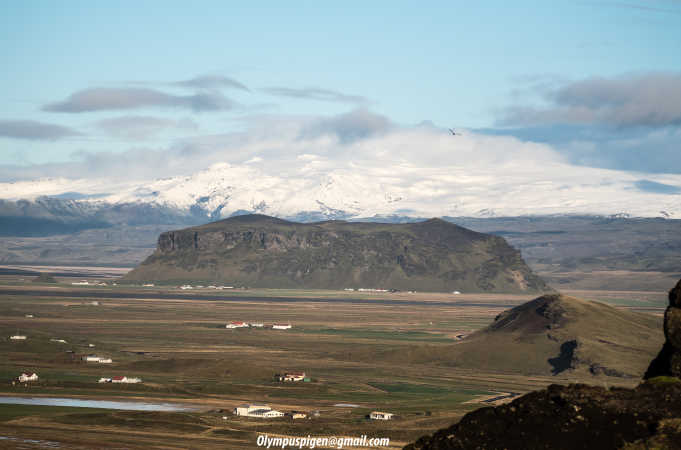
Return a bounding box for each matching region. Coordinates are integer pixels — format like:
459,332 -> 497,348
405,279 -> 681,450
645,279 -> 681,379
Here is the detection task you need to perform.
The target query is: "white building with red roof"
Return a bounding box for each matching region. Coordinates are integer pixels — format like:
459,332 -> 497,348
110,376 -> 141,383
278,372 -> 306,382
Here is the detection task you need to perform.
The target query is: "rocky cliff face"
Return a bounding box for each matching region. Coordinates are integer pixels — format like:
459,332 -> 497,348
123,214 -> 549,293
645,279 -> 681,379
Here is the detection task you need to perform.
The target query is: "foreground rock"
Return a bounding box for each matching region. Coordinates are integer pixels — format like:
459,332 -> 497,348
123,214 -> 548,293
645,279 -> 681,379
405,381 -> 681,450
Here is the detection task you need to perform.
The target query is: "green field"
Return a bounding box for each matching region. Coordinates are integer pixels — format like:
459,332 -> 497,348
0,274 -> 668,448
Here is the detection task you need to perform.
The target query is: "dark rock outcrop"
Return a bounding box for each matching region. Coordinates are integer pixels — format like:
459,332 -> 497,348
405,381 -> 681,450
645,279 -> 681,379
123,214 -> 549,293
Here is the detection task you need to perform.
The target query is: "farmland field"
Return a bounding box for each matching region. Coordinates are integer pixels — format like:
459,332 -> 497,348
0,270 -> 669,448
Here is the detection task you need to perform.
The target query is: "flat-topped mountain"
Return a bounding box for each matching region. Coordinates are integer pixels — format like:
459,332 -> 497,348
123,214 -> 548,293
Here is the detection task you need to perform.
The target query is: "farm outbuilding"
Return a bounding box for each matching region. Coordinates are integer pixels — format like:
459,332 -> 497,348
18,372 -> 38,382
233,404 -> 284,418
369,411 -> 394,420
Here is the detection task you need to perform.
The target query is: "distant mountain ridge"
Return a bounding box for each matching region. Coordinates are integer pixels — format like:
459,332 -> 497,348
122,214 -> 549,293
0,197 -> 201,236
1,201 -> 680,276
2,161 -> 680,221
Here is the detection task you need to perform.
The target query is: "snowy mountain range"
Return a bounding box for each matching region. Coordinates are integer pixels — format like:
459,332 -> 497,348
1,158 -> 681,228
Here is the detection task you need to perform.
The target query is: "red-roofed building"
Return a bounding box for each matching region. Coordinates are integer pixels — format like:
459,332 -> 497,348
277,372 -> 306,382
110,376 -> 142,383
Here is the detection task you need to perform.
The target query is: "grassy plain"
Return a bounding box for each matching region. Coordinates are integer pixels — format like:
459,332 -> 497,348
0,272 -> 669,448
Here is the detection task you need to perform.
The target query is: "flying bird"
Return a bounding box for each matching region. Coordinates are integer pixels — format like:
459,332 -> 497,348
448,128 -> 459,136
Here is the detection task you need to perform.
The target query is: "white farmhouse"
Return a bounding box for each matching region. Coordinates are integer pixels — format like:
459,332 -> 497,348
18,372 -> 38,382
83,355 -> 112,363
369,411 -> 394,420
233,404 -> 284,418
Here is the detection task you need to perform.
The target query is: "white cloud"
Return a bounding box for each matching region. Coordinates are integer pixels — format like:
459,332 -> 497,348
1,109 -> 680,218
500,72 -> 681,127
95,116 -> 198,139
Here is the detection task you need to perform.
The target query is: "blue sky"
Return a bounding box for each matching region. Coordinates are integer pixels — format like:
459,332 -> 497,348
1,0 -> 680,173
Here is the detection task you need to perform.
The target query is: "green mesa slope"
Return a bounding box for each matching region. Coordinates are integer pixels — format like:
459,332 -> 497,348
123,214 -> 548,293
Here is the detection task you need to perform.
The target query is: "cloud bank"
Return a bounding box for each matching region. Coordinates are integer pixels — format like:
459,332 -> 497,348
262,87 -> 367,104
174,75 -> 249,91
95,116 -> 198,139
1,108 -> 680,218
0,120 -> 81,140
500,72 -> 681,128
489,72 -> 681,174
43,87 -> 236,113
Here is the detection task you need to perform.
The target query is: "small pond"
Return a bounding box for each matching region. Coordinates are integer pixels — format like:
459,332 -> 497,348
0,396 -> 195,411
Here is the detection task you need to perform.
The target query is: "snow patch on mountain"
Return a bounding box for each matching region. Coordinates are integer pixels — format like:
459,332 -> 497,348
1,125 -> 681,220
